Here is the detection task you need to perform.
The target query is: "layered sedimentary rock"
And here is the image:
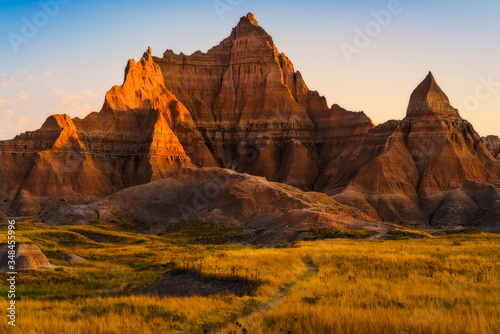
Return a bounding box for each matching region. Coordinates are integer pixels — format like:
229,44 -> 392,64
328,73 -> 500,226
0,243 -> 51,271
1,13 -> 372,217
43,168 -> 382,243
483,135 -> 500,159
0,49 -> 195,216
153,14 -> 376,192
155,13 -> 323,190
0,14 -> 498,227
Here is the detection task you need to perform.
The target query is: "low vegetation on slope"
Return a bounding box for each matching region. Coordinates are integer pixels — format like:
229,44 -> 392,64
0,220 -> 498,333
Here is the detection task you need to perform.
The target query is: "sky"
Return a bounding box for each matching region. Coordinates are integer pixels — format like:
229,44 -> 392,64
0,0 -> 499,140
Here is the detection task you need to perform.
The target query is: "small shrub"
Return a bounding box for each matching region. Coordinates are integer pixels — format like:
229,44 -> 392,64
242,298 -> 261,313
131,262 -> 146,269
23,233 -> 38,242
302,294 -> 322,305
43,241 -> 56,248
85,276 -> 107,289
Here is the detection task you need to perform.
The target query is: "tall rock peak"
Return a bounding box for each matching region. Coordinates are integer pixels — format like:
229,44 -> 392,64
231,13 -> 269,40
245,12 -> 259,26
143,47 -> 152,61
406,72 -> 461,119
2,13 -> 498,227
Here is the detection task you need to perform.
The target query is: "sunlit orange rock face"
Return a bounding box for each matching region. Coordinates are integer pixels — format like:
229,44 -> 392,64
0,14 -> 498,227
0,49 -> 195,216
156,14 -> 322,189
153,13 -> 375,192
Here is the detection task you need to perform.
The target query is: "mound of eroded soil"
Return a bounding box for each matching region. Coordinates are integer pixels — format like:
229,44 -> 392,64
0,243 -> 51,271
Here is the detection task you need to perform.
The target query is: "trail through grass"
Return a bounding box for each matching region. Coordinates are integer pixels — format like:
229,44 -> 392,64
0,221 -> 498,333
215,258 -> 319,333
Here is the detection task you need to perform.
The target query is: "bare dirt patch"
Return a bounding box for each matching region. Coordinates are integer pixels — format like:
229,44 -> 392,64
141,269 -> 261,297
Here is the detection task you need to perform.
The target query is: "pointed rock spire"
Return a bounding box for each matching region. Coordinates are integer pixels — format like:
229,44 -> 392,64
245,12 -> 259,26
231,12 -> 269,40
142,47 -> 152,62
406,72 -> 460,119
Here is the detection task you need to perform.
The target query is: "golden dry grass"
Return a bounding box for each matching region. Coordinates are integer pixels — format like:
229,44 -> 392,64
0,221 -> 499,333
236,237 -> 500,334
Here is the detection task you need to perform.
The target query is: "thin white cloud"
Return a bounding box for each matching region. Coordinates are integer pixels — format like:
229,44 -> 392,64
0,64 -> 102,139
43,66 -> 64,77
85,90 -> 99,100
49,90 -> 103,119
17,116 -> 29,127
27,72 -> 47,83
0,95 -> 14,107
13,69 -> 28,75
2,66 -> 64,88
1,110 -> 14,121
1,76 -> 24,89
17,91 -> 28,101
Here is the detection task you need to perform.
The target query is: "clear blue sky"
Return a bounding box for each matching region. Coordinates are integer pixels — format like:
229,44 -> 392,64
1,0 -> 499,139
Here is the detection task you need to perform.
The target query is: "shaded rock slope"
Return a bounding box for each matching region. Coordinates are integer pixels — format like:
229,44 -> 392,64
483,135 -> 500,159
0,13 -> 498,227
43,168 -> 380,243
328,73 -> 500,227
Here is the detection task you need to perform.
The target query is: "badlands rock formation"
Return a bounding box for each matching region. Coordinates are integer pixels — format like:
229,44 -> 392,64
0,49 -> 196,216
0,243 -> 51,271
483,135 -> 500,159
0,13 -> 498,227
153,13 -> 374,190
328,73 -> 500,226
43,168 -> 380,243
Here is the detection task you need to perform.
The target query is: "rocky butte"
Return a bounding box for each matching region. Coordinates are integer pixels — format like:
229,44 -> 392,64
0,13 -> 498,228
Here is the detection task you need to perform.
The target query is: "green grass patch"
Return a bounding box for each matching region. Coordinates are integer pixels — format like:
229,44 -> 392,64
37,231 -> 102,248
163,221 -> 243,244
68,228 -> 134,244
444,227 -> 483,235
298,228 -> 378,240
80,303 -> 109,317
144,305 -> 187,322
386,229 -> 431,240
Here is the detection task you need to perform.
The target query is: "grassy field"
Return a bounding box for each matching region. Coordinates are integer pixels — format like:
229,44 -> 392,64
0,220 -> 499,333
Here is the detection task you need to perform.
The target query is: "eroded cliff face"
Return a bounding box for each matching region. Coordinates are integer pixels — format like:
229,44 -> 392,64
152,14 -> 375,191
483,135 -> 500,159
0,14 -> 498,227
155,14 -> 318,189
43,168 -> 380,244
330,73 -> 500,226
0,49 -> 195,216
